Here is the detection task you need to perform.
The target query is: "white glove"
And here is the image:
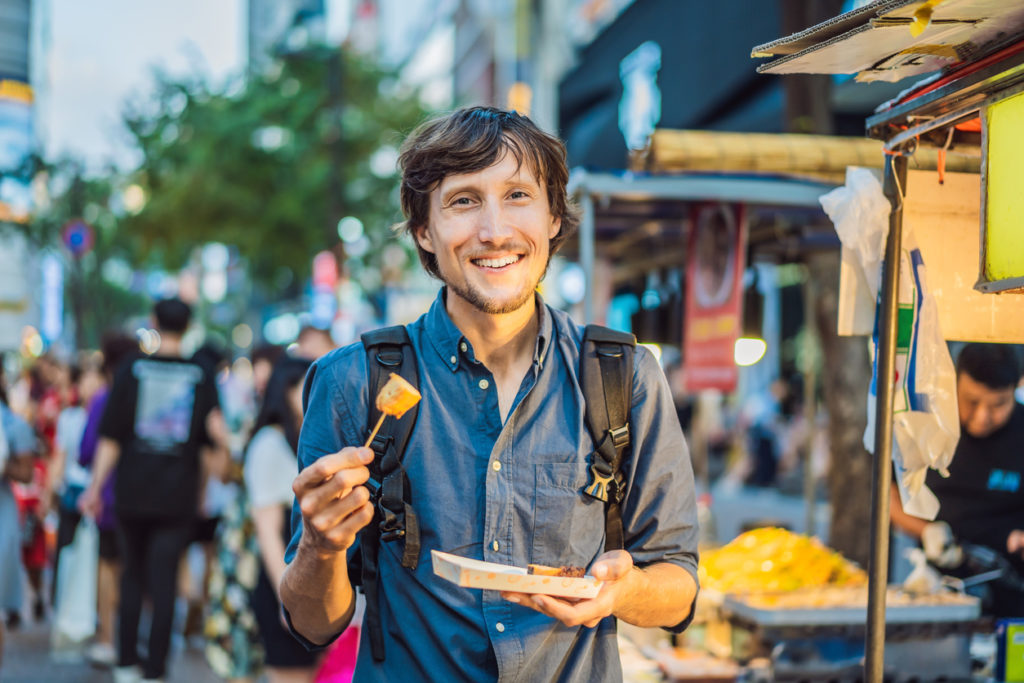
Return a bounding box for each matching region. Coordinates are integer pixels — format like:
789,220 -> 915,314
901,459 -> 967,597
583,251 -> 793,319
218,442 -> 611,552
921,521 -> 963,569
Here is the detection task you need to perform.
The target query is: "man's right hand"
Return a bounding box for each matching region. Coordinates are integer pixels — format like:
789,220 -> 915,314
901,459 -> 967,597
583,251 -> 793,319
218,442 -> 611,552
293,446 -> 375,555
922,521 -> 963,569
78,486 -> 102,520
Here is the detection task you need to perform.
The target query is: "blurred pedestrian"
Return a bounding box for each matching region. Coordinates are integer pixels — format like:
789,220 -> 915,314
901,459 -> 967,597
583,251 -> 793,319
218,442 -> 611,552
12,354 -> 69,622
185,343 -> 233,644
1,362 -> 38,642
294,325 -> 334,362
251,344 -> 285,403
77,333 -> 139,667
243,356 -> 318,682
80,298 -> 221,683
45,360 -> 103,600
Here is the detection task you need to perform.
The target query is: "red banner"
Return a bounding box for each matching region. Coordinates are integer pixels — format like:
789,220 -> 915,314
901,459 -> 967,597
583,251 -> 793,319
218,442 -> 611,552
683,203 -> 747,393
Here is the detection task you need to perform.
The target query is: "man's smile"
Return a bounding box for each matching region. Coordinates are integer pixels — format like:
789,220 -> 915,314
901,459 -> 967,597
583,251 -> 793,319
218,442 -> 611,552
471,254 -> 523,270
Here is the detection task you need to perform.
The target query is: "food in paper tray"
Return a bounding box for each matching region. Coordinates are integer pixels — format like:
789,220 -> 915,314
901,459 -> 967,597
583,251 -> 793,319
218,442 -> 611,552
431,551 -> 602,599
527,563 -> 586,578
698,527 -> 866,594
376,372 -> 421,418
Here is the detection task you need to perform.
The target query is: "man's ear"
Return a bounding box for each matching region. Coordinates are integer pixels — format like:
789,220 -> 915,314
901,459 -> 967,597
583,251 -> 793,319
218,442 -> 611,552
413,223 -> 435,254
548,216 -> 561,240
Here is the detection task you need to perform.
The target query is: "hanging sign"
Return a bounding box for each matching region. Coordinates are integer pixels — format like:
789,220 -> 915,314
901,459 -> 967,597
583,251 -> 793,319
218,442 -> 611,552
683,203 -> 747,393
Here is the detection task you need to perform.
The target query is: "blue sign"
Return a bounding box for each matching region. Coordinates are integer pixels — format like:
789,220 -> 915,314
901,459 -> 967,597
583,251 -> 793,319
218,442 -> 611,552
62,219 -> 94,256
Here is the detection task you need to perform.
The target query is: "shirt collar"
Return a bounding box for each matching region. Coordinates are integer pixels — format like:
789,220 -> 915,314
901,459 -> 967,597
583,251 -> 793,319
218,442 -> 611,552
424,288 -> 553,372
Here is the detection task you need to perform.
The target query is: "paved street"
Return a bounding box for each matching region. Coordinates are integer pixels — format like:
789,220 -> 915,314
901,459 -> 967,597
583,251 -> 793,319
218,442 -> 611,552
0,617 -> 221,683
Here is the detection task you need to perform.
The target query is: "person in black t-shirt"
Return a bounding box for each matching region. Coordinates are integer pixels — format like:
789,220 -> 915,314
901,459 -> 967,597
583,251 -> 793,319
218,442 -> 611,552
80,298 -> 221,683
891,343 -> 1024,617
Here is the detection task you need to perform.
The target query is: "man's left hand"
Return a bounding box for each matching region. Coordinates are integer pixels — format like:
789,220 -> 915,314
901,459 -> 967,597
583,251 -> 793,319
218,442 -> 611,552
1006,529 -> 1024,559
500,550 -> 637,628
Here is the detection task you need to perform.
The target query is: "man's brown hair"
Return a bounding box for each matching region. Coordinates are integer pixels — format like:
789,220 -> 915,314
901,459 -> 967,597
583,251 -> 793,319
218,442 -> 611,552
395,106 -> 579,279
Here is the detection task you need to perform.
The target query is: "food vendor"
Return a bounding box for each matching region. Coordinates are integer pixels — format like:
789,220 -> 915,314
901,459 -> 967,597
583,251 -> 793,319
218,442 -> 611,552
890,343 -> 1024,617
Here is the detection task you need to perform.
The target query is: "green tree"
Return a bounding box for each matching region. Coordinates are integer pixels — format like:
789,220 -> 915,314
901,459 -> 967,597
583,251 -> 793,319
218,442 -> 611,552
27,160 -> 150,349
121,47 -> 427,294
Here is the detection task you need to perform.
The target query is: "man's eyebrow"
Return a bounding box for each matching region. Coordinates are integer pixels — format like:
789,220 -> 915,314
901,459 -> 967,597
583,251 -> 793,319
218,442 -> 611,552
439,180 -> 479,201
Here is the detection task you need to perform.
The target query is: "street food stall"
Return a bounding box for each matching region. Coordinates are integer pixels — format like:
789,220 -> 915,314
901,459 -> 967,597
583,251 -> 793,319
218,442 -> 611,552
752,0 -> 1024,679
569,131 -> 991,680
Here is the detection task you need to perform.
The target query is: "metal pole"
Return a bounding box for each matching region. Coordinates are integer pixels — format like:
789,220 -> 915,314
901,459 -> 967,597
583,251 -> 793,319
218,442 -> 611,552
802,270 -> 818,536
864,151 -> 908,682
580,192 -> 596,324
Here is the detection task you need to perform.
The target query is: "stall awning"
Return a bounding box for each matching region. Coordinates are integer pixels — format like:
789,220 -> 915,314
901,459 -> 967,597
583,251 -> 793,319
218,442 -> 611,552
645,129 -> 979,183
752,0 -> 1024,84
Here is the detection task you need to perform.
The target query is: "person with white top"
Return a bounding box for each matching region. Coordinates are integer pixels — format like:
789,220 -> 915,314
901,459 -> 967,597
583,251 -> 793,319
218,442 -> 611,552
243,356 -> 319,683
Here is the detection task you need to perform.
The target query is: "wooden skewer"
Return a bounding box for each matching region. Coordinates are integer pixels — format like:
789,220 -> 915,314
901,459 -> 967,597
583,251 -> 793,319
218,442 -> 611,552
364,413 -> 387,448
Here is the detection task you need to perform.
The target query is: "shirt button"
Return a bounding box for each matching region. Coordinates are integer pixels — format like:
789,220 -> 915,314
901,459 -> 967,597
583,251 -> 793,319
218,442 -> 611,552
496,622 -> 505,633
478,378 -> 489,390
491,460 -> 501,472
460,341 -> 468,352
450,355 -> 457,364
492,540 -> 499,551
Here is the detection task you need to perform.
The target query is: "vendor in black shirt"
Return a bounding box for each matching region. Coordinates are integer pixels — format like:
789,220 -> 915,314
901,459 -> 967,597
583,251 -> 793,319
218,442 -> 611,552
891,343 -> 1024,617
80,297 -> 222,682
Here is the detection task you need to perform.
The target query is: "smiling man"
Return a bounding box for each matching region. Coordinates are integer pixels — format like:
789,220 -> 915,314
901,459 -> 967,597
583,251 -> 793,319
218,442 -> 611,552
280,107 -> 699,681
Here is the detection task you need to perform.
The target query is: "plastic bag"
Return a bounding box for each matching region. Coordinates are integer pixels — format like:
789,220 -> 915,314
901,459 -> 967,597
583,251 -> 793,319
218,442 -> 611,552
902,548 -> 943,595
821,167 -> 959,520
53,518 -> 98,645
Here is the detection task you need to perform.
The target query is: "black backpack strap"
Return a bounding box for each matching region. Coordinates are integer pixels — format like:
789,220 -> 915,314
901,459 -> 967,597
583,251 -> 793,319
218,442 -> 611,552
580,324 -> 636,552
360,325 -> 421,662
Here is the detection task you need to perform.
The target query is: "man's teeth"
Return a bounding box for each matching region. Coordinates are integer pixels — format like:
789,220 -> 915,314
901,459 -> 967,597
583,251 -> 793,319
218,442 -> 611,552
474,255 -> 521,268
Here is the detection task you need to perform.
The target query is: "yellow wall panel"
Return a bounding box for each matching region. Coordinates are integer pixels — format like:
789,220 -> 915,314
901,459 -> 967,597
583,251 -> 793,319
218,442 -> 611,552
983,92 -> 1024,286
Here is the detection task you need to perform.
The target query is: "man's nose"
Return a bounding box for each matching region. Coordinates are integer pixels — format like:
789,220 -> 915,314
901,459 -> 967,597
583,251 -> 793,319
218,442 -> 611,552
971,406 -> 993,430
477,201 -> 514,242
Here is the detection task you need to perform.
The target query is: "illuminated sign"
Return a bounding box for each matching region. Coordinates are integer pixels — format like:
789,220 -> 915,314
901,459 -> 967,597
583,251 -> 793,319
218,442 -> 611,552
978,90 -> 1024,293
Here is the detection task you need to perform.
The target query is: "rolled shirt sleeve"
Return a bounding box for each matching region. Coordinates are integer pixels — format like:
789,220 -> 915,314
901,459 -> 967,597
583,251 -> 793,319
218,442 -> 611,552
620,346 -> 700,631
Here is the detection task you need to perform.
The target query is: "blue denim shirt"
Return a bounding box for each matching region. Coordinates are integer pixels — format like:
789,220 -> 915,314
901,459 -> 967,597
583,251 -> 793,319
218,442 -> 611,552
285,290 -> 699,682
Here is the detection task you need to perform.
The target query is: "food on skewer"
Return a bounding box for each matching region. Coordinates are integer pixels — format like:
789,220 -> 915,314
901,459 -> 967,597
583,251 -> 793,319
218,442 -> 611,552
527,563 -> 586,578
376,372 -> 421,418
364,373 -> 422,448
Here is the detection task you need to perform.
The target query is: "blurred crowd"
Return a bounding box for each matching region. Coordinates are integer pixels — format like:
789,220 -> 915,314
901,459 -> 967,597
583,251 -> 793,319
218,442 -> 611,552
0,297 -> 356,683
0,294 -> 836,683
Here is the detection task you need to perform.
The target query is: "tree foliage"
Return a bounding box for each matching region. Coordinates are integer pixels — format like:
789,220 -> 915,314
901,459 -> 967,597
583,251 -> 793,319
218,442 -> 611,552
121,47 -> 428,292
27,161 -> 149,349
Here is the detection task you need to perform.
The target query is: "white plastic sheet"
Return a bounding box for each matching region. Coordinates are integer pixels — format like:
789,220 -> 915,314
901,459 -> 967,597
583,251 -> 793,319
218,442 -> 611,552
821,167 -> 960,520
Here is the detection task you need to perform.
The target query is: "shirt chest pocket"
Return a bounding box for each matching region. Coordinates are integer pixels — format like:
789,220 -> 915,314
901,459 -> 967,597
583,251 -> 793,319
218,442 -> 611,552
531,462 -> 606,567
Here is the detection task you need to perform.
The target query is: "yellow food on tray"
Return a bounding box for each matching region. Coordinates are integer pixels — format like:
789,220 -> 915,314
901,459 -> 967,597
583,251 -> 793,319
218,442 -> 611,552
698,527 -> 866,594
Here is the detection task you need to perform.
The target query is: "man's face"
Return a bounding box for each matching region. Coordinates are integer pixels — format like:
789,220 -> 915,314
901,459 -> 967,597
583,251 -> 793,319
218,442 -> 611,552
415,151 -> 561,315
957,372 -> 1016,438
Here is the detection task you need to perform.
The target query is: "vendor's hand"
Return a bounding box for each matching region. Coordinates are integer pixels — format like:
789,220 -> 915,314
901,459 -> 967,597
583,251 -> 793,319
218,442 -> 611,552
1006,530 -> 1024,558
500,550 -> 637,628
294,446 -> 374,556
922,521 -> 963,569
78,486 -> 102,520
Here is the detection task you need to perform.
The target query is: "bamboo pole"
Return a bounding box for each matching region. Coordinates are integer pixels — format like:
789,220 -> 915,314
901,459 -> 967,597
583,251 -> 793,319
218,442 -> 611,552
647,129 -> 979,182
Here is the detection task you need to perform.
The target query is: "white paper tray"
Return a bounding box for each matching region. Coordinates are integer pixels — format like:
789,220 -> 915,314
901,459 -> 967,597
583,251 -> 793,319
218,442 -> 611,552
431,550 -> 603,599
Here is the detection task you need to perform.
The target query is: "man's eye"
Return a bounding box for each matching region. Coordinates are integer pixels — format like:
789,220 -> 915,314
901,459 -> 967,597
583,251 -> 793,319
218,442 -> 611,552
509,190 -> 529,199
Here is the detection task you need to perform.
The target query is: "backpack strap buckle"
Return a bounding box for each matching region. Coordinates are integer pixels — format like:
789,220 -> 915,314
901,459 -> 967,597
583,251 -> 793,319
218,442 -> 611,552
608,425 -> 630,452
584,462 -> 614,502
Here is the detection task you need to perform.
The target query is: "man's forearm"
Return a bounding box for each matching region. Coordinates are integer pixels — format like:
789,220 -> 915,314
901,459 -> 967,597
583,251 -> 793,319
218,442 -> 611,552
91,438 -> 121,490
279,543 -> 357,645
889,482 -> 927,539
614,562 -> 697,629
